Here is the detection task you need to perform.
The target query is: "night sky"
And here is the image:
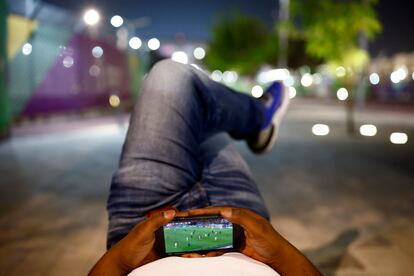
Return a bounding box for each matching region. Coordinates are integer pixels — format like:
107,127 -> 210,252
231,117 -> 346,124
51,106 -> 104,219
370,1 -> 414,56
42,0 -> 414,57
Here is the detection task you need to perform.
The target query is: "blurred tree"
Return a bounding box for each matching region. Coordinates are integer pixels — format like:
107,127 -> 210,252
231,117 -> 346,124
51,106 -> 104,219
287,0 -> 381,133
205,12 -> 278,75
287,38 -> 322,69
288,0 -> 380,67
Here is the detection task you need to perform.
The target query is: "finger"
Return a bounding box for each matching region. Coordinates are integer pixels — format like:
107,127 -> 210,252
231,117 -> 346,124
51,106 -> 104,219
206,251 -> 224,257
187,206 -> 228,216
181,253 -> 205,258
143,210 -> 176,233
175,210 -> 190,217
146,206 -> 179,218
221,208 -> 268,236
182,251 -> 223,258
187,206 -> 266,235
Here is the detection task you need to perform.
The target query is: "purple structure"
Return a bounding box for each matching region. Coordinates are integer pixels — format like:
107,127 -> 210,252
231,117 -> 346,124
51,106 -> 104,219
23,33 -> 130,115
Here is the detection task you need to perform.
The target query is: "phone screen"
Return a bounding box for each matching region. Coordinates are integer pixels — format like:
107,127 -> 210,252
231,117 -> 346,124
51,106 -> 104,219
163,216 -> 233,254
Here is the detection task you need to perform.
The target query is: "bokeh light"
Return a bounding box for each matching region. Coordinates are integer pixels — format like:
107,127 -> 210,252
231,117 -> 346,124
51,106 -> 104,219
390,71 -> 400,84
336,88 -> 349,101
109,95 -> 121,108
129,37 -> 142,50
22,43 -> 32,55
223,71 -> 238,83
211,70 -> 222,82
62,56 -> 74,68
369,73 -> 380,85
171,51 -> 188,64
359,124 -> 377,137
312,73 -> 322,85
110,15 -> 123,28
259,69 -> 290,84
92,46 -> 103,58
396,67 -> 408,80
390,67 -> 408,84
289,86 -> 297,99
251,85 -> 263,98
89,65 -> 101,77
312,124 -> 330,136
301,73 -> 313,87
193,47 -> 206,60
83,9 -> 100,26
390,132 -> 408,144
283,76 -> 295,87
148,38 -> 160,50
336,66 -> 346,78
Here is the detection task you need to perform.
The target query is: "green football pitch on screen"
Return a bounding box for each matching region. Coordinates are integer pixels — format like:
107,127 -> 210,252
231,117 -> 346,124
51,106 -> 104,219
164,226 -> 233,253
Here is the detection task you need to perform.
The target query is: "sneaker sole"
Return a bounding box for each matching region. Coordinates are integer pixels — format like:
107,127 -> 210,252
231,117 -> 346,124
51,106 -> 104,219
250,84 -> 290,154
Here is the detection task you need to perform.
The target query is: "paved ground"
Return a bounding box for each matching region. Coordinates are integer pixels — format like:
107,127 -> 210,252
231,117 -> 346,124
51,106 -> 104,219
0,99 -> 413,275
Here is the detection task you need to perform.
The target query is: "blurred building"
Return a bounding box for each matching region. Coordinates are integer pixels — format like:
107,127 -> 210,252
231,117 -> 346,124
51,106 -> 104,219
4,0 -> 141,124
368,53 -> 414,103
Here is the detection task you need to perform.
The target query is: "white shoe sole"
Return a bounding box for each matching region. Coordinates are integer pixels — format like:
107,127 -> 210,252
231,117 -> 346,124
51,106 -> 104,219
249,84 -> 290,154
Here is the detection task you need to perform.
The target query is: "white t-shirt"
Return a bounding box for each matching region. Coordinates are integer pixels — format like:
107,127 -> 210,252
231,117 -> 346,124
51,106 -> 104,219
128,252 -> 279,276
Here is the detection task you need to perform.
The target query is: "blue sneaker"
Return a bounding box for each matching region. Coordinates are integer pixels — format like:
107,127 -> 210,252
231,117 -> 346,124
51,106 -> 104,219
248,81 -> 290,154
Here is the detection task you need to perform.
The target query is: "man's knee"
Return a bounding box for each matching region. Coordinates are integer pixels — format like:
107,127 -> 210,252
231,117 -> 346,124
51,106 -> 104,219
142,59 -> 197,100
148,59 -> 193,83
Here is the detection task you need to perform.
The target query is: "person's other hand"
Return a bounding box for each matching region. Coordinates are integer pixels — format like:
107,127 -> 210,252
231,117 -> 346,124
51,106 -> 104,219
186,206 -> 288,266
115,209 -> 177,270
89,208 -> 177,275
187,207 -> 321,275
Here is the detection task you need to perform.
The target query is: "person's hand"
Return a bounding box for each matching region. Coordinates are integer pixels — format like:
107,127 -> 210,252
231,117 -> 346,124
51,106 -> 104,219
186,206 -> 287,265
186,206 -> 322,275
89,208 -> 177,276
114,209 -> 177,270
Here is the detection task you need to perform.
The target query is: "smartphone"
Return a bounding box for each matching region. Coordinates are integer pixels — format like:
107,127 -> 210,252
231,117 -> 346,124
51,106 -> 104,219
155,215 -> 244,256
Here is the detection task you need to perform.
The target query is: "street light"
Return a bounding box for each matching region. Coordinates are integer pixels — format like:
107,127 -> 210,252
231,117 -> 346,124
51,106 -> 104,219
83,9 -> 100,26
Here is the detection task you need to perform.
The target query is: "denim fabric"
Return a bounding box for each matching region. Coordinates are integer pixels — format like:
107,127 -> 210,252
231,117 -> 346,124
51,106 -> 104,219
107,60 -> 269,248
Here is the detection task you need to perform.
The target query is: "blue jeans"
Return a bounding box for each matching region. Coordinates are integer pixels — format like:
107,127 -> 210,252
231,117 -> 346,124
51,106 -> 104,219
107,60 -> 270,248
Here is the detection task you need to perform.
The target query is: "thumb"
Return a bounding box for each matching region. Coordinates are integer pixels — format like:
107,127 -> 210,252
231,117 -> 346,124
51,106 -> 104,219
143,210 -> 176,233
